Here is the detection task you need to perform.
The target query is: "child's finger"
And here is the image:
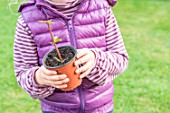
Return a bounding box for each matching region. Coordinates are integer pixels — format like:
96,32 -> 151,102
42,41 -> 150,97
53,84 -> 68,89
46,74 -> 67,81
46,79 -> 68,89
75,60 -> 92,74
41,66 -> 57,75
50,78 -> 70,85
74,55 -> 89,68
80,68 -> 92,79
54,78 -> 70,85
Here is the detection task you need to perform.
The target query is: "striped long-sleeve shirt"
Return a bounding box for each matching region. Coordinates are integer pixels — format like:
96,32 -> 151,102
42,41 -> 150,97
14,0 -> 128,99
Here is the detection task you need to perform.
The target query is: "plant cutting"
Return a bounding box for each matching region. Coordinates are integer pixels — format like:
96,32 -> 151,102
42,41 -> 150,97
39,20 -> 82,91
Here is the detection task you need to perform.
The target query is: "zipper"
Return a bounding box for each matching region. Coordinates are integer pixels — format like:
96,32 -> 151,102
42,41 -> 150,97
78,85 -> 85,113
67,20 -> 77,47
66,1 -> 86,112
67,19 -> 85,113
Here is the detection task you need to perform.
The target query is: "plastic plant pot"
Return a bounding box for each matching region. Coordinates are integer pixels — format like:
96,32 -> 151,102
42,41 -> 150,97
43,46 -> 82,91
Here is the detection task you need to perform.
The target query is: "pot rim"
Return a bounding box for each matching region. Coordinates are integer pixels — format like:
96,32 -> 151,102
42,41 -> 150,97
42,46 -> 77,69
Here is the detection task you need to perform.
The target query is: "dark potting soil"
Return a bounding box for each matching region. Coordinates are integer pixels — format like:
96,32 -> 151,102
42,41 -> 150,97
45,46 -> 75,67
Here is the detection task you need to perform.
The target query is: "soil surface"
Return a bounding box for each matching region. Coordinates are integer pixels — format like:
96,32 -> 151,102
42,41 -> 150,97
45,46 -> 75,67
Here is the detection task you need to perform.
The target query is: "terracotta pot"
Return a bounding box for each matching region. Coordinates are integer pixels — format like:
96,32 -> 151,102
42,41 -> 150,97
43,46 -> 82,91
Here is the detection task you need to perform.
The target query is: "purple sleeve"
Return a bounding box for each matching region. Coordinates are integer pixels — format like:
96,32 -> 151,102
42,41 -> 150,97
14,16 -> 55,99
86,8 -> 129,85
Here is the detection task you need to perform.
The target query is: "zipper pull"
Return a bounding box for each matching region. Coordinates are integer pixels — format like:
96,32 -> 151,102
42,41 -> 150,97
68,20 -> 73,30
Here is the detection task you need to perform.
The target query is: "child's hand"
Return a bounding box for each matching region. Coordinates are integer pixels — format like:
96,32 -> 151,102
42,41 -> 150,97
34,66 -> 69,89
74,48 -> 96,79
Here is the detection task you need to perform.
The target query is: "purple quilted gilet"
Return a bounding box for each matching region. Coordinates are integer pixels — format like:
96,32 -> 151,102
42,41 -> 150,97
19,0 -> 117,112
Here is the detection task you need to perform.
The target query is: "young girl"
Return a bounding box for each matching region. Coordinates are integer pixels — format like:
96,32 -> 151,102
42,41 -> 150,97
14,0 -> 128,112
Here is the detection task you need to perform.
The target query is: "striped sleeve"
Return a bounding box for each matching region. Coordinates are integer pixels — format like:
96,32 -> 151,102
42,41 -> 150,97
86,8 -> 129,85
14,15 -> 55,99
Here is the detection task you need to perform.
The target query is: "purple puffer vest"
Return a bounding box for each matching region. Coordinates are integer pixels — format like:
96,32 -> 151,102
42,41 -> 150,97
19,0 -> 117,112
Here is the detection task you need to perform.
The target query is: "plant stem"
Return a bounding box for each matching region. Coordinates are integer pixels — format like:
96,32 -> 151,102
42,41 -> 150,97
47,23 -> 63,61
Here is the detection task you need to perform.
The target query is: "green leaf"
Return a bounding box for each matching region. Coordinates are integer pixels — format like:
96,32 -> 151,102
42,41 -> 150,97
53,36 -> 62,43
38,20 -> 47,23
54,57 -> 62,62
38,20 -> 54,24
47,20 -> 54,24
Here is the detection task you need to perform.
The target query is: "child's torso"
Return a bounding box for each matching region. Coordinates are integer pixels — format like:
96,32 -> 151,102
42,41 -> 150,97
19,0 -> 114,112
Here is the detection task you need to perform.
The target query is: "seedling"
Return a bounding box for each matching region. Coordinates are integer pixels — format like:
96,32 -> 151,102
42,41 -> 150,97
40,21 -> 82,91
39,20 -> 63,61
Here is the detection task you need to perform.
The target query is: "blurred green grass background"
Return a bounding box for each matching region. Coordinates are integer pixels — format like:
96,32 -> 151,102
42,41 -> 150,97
0,0 -> 169,113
